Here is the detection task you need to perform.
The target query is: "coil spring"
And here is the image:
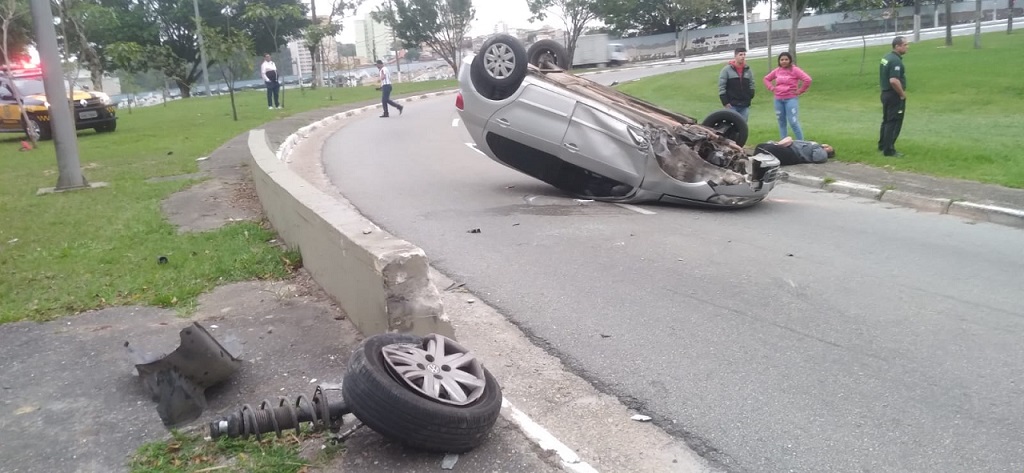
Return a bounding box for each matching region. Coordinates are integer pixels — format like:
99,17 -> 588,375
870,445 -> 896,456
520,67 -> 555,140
209,383 -> 348,440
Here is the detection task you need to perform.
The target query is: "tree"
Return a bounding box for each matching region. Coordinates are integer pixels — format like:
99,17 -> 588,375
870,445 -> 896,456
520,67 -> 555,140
237,0 -> 308,55
1009,0 -> 1015,34
201,3 -> 253,121
0,0 -> 31,67
371,0 -> 475,77
105,0 -> 308,98
594,0 -> 736,38
526,0 -> 600,66
944,0 -> 952,45
0,0 -> 36,143
973,0 -> 981,48
781,0 -> 836,61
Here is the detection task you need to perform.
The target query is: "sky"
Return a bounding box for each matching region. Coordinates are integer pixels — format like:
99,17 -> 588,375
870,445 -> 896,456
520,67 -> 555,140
334,0 -> 771,44
337,1 -> 544,43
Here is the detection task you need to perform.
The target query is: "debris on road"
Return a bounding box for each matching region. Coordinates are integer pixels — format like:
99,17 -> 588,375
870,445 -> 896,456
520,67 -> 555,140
631,414 -> 652,422
467,228 -> 482,233
209,383 -> 348,440
128,322 -> 241,426
441,453 -> 460,469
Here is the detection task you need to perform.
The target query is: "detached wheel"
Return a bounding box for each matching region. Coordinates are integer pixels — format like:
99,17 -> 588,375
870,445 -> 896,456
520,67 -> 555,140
527,39 -> 570,70
701,109 -> 748,146
343,333 -> 503,453
469,34 -> 527,101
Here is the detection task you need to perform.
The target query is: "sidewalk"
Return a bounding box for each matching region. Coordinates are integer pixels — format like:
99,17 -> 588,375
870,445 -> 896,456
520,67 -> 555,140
782,160 -> 1024,228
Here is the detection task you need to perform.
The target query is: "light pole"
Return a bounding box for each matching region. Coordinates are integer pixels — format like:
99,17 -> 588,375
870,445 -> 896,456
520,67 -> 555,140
29,0 -> 86,190
193,0 -> 211,96
742,0 -> 750,51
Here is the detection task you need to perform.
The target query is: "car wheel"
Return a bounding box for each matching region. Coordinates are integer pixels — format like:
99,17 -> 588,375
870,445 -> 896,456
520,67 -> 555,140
342,333 -> 503,453
526,39 -> 570,70
701,109 -> 748,146
24,117 -> 52,141
469,34 -> 527,101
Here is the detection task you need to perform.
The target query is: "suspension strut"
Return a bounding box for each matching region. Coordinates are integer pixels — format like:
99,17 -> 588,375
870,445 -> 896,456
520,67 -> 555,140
209,383 -> 350,440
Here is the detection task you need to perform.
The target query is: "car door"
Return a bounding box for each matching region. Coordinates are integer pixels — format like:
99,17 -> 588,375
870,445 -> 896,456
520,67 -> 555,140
483,83 -> 575,159
559,102 -> 649,188
0,79 -> 18,131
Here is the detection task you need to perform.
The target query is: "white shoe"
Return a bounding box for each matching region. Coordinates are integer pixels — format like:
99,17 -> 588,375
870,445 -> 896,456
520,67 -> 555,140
268,106 -> 273,110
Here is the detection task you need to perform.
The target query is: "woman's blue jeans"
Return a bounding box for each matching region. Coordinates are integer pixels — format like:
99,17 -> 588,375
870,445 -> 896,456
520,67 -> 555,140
774,97 -> 803,140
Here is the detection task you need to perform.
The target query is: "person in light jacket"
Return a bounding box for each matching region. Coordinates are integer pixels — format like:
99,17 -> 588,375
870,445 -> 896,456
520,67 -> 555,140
261,54 -> 280,109
763,52 -> 812,140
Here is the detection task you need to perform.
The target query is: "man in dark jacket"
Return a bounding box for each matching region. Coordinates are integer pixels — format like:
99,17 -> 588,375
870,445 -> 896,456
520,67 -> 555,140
878,36 -> 909,157
718,47 -> 755,120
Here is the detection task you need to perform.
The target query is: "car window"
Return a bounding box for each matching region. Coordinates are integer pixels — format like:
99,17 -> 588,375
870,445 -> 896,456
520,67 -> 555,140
13,79 -> 46,95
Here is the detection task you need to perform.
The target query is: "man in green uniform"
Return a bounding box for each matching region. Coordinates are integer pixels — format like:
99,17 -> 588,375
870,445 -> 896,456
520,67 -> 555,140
878,36 -> 909,157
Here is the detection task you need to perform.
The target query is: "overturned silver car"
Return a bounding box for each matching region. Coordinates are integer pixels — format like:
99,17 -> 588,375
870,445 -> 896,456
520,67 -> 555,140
455,34 -> 780,207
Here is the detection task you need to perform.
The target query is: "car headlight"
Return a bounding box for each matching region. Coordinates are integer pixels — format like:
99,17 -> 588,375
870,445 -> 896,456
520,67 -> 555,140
94,92 -> 111,105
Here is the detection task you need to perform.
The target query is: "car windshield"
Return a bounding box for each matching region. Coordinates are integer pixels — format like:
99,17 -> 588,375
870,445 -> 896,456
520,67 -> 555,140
13,79 -> 46,95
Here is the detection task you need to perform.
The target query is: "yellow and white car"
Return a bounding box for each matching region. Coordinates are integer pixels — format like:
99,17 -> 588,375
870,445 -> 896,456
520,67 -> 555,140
0,73 -> 117,141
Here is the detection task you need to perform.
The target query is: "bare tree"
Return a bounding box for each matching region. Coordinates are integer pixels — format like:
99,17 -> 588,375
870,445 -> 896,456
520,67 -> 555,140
1008,0 -> 1015,34
974,0 -> 982,48
945,0 -> 952,46
526,0 -> 599,66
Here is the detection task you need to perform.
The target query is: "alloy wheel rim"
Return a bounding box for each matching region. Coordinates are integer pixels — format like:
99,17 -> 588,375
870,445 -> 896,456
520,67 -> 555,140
483,43 -> 516,80
381,334 -> 487,406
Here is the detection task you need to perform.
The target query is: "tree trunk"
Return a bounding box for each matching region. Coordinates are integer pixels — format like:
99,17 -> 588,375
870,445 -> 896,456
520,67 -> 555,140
789,2 -> 802,62
913,0 -> 921,42
945,0 -> 953,46
975,0 -> 983,48
176,80 -> 192,98
1009,0 -> 1015,34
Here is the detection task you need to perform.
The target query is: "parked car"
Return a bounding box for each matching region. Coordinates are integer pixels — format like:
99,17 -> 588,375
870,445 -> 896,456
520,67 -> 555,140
0,75 -> 117,140
455,34 -> 780,208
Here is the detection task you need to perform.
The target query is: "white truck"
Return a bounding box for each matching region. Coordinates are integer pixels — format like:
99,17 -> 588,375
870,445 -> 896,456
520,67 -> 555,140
570,34 -> 628,68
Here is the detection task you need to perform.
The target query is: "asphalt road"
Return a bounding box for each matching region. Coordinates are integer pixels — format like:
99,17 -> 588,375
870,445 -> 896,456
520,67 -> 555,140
320,94 -> 1023,472
318,22 -> 1024,472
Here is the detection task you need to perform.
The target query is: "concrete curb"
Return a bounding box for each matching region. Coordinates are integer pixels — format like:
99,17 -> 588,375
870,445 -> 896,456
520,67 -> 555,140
783,171 -> 1024,228
247,121 -> 455,338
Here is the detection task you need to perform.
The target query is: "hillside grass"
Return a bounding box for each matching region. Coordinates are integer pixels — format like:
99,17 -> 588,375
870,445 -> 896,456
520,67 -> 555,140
618,31 -> 1024,188
0,80 -> 455,324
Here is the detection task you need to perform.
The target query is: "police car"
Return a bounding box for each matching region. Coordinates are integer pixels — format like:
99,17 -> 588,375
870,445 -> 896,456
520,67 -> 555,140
0,63 -> 117,140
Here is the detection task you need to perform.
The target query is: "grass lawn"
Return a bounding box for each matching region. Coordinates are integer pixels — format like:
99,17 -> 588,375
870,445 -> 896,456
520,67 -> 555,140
618,31 -> 1024,188
129,429 -> 336,472
0,80 -> 455,324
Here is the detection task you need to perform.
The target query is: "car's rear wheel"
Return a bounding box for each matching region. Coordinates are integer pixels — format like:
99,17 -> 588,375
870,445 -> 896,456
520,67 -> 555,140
342,333 -> 503,453
701,109 -> 748,146
526,39 -> 570,70
469,34 -> 527,101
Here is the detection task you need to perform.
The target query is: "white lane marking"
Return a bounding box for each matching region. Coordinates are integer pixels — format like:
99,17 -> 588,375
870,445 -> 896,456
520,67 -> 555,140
615,203 -> 656,215
452,118 -> 460,127
502,397 -> 600,473
464,142 -> 486,156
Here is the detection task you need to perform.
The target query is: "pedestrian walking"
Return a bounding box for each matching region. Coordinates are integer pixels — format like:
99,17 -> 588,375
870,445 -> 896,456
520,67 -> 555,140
718,47 -> 755,121
261,54 -> 281,109
879,36 -> 909,157
375,59 -> 403,118
763,52 -> 812,140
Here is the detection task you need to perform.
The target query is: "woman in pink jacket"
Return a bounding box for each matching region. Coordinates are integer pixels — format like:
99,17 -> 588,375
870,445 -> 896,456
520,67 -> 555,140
763,52 -> 812,140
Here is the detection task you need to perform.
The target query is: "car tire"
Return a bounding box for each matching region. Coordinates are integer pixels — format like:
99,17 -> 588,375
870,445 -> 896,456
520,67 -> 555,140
469,34 -> 527,101
24,117 -> 52,141
342,333 -> 503,453
526,39 -> 570,70
701,109 -> 749,146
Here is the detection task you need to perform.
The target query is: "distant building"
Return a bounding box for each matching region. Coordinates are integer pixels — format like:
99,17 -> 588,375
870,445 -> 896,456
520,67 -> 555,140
287,17 -> 340,76
354,14 -> 395,62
